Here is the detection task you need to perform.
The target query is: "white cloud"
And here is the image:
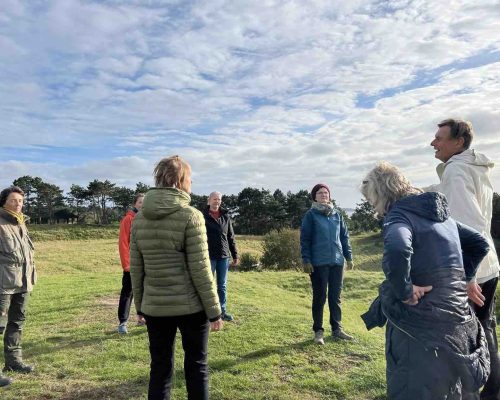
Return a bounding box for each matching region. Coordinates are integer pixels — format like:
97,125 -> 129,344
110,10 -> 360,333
1,0 -> 499,207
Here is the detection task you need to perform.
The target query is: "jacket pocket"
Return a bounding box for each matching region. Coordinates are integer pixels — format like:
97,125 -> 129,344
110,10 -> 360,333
0,264 -> 23,290
1,235 -> 17,254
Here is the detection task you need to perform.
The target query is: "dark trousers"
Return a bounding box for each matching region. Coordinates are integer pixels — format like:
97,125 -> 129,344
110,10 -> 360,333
145,311 -> 210,400
0,292 -> 30,365
118,272 -> 133,324
310,264 -> 344,332
471,277 -> 500,399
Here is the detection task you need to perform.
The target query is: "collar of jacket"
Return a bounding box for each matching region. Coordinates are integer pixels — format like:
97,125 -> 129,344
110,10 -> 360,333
204,206 -> 228,215
0,208 -> 29,225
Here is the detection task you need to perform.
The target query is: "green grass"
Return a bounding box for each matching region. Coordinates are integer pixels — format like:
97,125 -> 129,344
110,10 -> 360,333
0,232 -> 498,399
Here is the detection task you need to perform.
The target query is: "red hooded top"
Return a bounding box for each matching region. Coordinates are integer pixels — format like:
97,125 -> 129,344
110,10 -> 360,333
118,209 -> 137,272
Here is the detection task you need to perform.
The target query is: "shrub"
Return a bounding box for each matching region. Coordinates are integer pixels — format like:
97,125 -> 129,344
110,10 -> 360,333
261,229 -> 302,270
236,253 -> 262,272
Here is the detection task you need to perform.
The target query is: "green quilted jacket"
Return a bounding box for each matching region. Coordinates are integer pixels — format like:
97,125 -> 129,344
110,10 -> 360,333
130,187 -> 221,320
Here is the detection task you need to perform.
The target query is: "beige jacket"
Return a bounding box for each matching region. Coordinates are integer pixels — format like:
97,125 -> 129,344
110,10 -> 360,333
424,149 -> 499,283
0,209 -> 37,294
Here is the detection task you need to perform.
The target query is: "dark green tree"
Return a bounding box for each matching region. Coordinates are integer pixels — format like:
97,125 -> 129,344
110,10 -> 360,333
112,187 -> 135,213
12,176 -> 43,218
135,182 -> 150,194
36,182 -> 64,223
87,179 -> 116,224
68,184 -> 90,219
350,200 -> 381,233
286,190 -> 312,229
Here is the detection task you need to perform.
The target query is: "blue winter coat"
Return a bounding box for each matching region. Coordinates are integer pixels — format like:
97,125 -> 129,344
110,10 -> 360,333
300,206 -> 352,267
382,192 -> 489,301
362,192 -> 491,398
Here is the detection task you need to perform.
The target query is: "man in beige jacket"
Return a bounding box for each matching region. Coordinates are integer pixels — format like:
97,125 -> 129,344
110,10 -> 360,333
425,119 -> 499,399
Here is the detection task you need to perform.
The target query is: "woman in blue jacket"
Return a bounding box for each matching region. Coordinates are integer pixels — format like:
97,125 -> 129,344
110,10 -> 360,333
300,183 -> 354,345
361,161 -> 490,399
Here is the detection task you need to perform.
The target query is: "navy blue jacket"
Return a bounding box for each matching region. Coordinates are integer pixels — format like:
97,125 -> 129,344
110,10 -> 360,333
300,206 -> 352,266
383,192 -> 489,301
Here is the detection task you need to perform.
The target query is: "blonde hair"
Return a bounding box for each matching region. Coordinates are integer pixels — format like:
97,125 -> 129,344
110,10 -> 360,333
360,161 -> 421,216
153,155 -> 191,192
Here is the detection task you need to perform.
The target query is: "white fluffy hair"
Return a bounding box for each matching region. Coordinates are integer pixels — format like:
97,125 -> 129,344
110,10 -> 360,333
360,161 -> 422,216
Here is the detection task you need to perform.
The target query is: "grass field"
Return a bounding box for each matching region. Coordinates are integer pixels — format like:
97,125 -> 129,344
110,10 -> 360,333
0,232 -> 498,399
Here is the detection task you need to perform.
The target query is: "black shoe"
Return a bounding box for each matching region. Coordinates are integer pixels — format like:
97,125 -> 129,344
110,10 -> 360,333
3,362 -> 34,374
0,374 -> 12,387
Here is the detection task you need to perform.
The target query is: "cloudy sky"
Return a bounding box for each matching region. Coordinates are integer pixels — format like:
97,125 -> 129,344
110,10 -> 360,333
1,0 -> 499,207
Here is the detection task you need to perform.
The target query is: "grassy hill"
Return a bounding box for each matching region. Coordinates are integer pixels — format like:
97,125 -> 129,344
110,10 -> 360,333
0,231 -> 497,399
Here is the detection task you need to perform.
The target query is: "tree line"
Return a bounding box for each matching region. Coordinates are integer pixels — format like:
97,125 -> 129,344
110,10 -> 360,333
7,175 -> 500,237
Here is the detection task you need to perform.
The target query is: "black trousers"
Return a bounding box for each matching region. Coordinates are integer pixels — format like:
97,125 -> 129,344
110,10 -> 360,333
145,311 -> 210,400
471,277 -> 499,399
310,264 -> 344,332
118,272 -> 133,324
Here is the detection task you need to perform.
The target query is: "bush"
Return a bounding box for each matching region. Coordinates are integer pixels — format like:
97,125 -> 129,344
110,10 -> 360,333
236,253 -> 262,272
261,229 -> 302,270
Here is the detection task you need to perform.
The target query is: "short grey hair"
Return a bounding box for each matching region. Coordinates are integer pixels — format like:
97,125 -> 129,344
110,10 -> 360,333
360,161 -> 421,216
207,191 -> 222,204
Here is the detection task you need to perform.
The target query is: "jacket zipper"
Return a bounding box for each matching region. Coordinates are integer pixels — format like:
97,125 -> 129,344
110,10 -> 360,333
382,309 -> 439,357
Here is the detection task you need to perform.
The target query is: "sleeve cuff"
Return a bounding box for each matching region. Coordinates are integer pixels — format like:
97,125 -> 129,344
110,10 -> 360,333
209,315 -> 221,322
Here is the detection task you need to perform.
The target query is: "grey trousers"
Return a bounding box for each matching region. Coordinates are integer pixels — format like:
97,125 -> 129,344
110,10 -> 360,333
0,292 -> 30,365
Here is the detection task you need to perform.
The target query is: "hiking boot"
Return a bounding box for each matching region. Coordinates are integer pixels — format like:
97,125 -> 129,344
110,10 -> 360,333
332,329 -> 353,341
0,374 -> 12,387
3,362 -> 34,374
314,330 -> 325,345
222,312 -> 234,322
117,323 -> 128,334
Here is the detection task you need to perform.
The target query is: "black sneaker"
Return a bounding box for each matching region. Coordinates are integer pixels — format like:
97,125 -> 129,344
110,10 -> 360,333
0,374 -> 12,387
3,362 -> 34,374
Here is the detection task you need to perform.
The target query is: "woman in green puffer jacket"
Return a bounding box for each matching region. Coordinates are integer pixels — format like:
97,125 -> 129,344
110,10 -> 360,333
130,155 -> 222,400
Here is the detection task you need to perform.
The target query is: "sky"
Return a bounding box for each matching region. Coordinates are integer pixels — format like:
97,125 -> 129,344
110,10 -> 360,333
1,0 -> 500,208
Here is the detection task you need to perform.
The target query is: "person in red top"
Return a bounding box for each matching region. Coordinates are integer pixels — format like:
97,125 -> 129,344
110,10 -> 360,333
117,193 -> 145,334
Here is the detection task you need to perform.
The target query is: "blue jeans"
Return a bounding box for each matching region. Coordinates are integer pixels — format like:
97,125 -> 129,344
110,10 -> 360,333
210,258 -> 230,314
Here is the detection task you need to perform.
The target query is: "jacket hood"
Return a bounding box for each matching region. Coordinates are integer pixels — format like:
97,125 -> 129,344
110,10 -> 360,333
141,188 -> 191,220
438,149 -> 494,177
390,192 -> 450,222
